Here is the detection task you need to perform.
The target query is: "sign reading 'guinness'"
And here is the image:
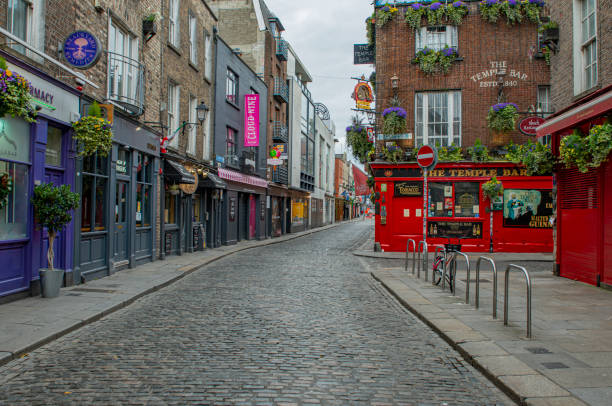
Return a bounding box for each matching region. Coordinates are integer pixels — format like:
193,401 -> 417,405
394,182 -> 423,197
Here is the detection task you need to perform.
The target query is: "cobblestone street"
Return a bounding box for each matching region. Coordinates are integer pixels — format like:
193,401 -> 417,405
0,222 -> 513,405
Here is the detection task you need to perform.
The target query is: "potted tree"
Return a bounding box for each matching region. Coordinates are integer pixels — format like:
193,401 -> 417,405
31,183 -> 79,298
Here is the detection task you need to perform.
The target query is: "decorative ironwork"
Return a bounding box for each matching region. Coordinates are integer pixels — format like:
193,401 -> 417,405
107,51 -> 145,116
314,103 -> 330,121
272,121 -> 289,143
275,37 -> 288,61
273,78 -> 289,103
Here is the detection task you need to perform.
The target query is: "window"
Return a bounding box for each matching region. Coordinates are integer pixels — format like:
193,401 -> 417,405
81,154 -> 108,233
168,0 -> 180,47
301,92 -> 309,134
226,127 -> 236,156
537,85 -> 551,117
416,26 -> 458,52
300,135 -> 315,176
226,69 -> 238,104
204,31 -> 212,80
7,0 -> 29,54
319,137 -> 325,188
428,182 -> 480,218
415,91 -> 461,147
187,96 -> 197,155
45,126 -> 63,167
192,194 -> 201,223
116,147 -> 130,176
136,153 -> 152,228
581,0 -> 597,90
165,193 -> 177,224
326,144 -> 331,192
167,82 -> 180,148
203,114 -> 211,160
189,13 -> 197,65
109,21 -> 139,104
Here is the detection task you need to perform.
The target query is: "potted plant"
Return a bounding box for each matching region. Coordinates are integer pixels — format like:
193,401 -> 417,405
143,12 -> 161,40
72,101 -> 113,157
559,130 -> 591,173
382,106 -> 409,147
446,1 -> 469,25
0,57 -> 36,122
560,124 -> 612,173
467,139 -> 491,162
384,142 -> 404,163
31,183 -> 79,298
540,21 -> 559,42
0,173 -> 12,210
427,2 -> 446,25
437,143 -> 464,162
482,175 -> 504,201
487,102 -> 519,146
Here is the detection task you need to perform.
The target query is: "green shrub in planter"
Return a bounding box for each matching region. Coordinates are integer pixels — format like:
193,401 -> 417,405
31,183 -> 80,270
437,143 -> 464,162
467,139 -> 491,162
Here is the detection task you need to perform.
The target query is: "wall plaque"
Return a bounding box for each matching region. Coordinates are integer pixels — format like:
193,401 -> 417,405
394,181 -> 423,197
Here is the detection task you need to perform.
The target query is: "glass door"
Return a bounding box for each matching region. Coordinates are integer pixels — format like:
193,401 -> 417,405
114,181 -> 129,261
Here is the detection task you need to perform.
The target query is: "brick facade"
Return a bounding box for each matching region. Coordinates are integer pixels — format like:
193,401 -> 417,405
374,2 -> 550,149
548,0 -> 611,109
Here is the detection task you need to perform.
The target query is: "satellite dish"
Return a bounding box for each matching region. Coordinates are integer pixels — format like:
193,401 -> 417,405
314,103 -> 330,121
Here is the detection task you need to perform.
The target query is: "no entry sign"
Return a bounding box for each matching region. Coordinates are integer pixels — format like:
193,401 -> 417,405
417,145 -> 437,169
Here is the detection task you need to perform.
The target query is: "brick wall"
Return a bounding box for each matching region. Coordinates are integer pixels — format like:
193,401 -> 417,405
548,0 -> 612,110
375,2 -> 550,148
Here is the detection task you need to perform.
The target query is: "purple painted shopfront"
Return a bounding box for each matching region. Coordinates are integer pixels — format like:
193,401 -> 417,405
0,51 -> 81,300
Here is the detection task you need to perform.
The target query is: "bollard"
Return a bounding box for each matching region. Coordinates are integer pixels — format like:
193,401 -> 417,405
504,264 -> 532,339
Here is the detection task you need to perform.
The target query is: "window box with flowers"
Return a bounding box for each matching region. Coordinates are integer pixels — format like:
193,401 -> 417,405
479,0 -> 544,25
405,2 -> 469,30
0,57 -> 36,123
467,139 -> 491,162
504,140 -> 553,175
376,5 -> 399,28
413,46 -> 460,75
72,102 -> 113,158
560,124 -> 612,173
384,142 -> 404,163
143,12 -> 162,41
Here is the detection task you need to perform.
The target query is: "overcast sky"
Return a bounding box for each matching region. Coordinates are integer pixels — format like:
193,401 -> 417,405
264,0 -> 374,162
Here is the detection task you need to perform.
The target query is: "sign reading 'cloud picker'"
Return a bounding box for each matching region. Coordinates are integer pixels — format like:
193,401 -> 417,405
244,94 -> 260,147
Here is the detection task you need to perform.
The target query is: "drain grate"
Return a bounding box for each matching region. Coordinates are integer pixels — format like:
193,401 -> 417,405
71,288 -> 117,294
526,347 -> 552,354
541,362 -> 569,369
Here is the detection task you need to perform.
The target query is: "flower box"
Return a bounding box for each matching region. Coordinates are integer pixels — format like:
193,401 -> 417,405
542,27 -> 559,42
143,20 -> 157,40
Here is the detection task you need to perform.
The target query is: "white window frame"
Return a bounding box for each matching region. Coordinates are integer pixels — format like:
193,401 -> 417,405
108,19 -> 139,104
7,0 -> 45,60
189,12 -> 197,65
204,31 -> 212,81
168,82 -> 180,148
203,110 -> 211,160
537,85 -> 551,117
416,25 -> 458,52
168,0 -> 180,47
573,0 -> 597,94
187,96 -> 197,155
415,91 -> 462,147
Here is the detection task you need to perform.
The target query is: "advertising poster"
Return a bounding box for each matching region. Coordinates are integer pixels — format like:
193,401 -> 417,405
503,189 -> 553,228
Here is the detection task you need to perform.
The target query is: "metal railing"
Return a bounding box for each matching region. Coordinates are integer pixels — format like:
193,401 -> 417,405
107,51 -> 145,116
504,264 -> 532,338
417,241 -> 428,281
225,154 -> 239,168
405,239 -> 416,274
273,78 -> 289,103
272,121 -> 289,143
271,166 -> 288,184
275,37 -> 288,61
476,256 -> 498,317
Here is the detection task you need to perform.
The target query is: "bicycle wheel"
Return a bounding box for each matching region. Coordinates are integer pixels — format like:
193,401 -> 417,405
432,257 -> 443,285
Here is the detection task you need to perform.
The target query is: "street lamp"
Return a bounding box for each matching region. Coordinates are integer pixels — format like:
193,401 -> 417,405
390,75 -> 399,91
181,101 -> 209,135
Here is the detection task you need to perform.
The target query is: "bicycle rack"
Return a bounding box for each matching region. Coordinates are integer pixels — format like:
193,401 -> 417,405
417,241 -> 428,281
433,245 -> 446,286
405,239 -> 416,274
448,252 -> 470,302
476,256 -> 497,316
504,264 -> 532,339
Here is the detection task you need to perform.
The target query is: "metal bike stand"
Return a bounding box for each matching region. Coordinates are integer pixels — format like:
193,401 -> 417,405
417,241 -> 428,280
504,264 -> 532,339
450,252 -> 471,302
433,245 -> 446,286
443,253 -> 457,293
476,256 -> 497,317
405,239 -> 416,274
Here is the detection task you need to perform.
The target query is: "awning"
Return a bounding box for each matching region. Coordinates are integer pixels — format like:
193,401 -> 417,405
536,85 -> 612,137
164,160 -> 196,184
200,172 -> 227,189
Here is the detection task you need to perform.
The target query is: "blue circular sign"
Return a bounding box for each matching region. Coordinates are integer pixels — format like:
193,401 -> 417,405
63,31 -> 101,69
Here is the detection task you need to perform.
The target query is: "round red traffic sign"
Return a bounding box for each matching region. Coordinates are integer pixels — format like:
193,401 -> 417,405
417,145 -> 437,169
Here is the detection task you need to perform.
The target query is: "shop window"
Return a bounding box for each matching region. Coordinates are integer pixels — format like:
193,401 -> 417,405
45,126 -> 63,167
226,69 -> 238,104
454,182 -> 480,217
165,193 -> 177,225
429,182 -> 480,218
81,154 -> 108,232
136,153 -> 152,228
416,26 -> 458,52
415,91 -> 461,147
0,161 -> 29,241
428,182 -> 453,218
193,194 -> 201,223
116,147 -> 130,176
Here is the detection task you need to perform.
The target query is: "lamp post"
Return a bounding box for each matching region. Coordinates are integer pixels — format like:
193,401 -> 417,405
182,101 -> 209,134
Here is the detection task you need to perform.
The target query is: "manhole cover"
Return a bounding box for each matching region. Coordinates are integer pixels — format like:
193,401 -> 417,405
71,288 -> 117,294
526,347 -> 552,354
541,362 -> 569,369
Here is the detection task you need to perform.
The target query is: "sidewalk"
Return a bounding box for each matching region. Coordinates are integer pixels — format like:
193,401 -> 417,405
368,251 -> 612,406
0,222 -> 346,368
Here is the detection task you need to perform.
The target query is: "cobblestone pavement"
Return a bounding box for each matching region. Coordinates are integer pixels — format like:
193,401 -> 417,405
0,222 -> 514,405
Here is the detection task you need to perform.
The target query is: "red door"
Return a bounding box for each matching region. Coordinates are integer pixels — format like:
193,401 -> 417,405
249,195 -> 256,239
558,167 -> 601,285
601,161 -> 612,285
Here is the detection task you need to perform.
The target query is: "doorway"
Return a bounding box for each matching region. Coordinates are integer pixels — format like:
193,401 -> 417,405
249,195 -> 256,239
114,181 -> 129,262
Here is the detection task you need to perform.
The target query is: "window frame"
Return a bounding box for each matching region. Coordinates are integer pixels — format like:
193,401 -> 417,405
187,95 -> 197,155
204,30 -> 212,81
416,25 -> 458,52
415,91 -> 462,147
135,152 -> 152,228
226,68 -> 238,105
226,126 -> 237,157
168,0 -> 180,47
108,19 -> 140,104
428,181 -> 481,219
80,154 -> 109,233
167,81 -> 181,148
188,12 -> 198,65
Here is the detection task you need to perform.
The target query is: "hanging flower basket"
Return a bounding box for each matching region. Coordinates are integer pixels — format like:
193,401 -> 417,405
0,58 -> 36,123
72,116 -> 113,157
346,124 -> 371,164
0,173 -> 12,210
482,175 -> 504,201
487,102 -> 519,145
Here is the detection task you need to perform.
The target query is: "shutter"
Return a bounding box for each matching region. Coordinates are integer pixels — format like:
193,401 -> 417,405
559,167 -> 599,209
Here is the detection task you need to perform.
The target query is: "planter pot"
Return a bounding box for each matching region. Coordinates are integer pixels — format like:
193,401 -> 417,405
398,139 -> 414,149
491,131 -> 513,148
39,268 -> 64,298
542,27 -> 559,42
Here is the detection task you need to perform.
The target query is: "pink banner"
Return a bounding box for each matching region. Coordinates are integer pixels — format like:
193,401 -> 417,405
244,94 -> 259,147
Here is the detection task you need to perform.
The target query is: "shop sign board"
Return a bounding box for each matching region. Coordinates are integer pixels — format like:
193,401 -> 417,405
354,81 -> 374,110
373,166 -> 530,178
354,44 -> 374,65
519,116 -> 547,136
394,181 -> 423,197
244,94 -> 260,147
503,189 -> 553,228
62,31 -> 102,69
428,221 -> 483,239
377,133 -> 413,141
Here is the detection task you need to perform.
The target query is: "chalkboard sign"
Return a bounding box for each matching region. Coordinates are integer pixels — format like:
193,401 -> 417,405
229,197 -> 236,222
165,232 -> 173,254
354,44 -> 375,65
193,225 -> 203,250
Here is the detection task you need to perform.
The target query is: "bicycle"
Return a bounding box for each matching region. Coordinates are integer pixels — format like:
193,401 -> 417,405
432,237 -> 467,292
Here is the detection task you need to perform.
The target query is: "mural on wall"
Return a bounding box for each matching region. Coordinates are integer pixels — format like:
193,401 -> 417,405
503,189 -> 553,228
